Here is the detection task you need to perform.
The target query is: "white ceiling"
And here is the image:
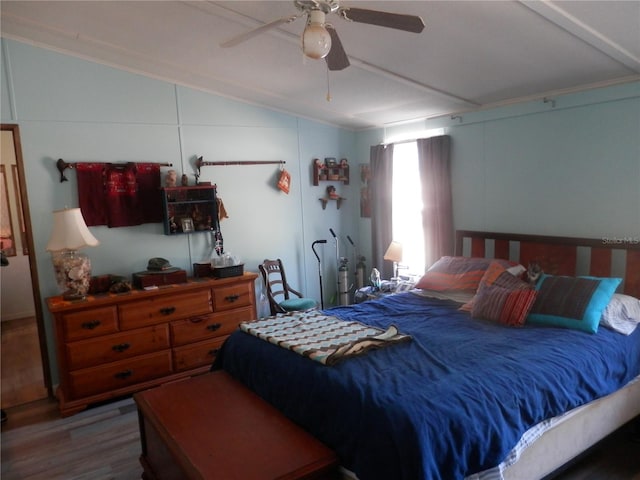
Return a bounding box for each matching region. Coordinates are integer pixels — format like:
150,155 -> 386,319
2,1 -> 639,130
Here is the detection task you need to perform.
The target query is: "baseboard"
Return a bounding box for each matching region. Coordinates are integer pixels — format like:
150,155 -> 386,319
1,311 -> 36,322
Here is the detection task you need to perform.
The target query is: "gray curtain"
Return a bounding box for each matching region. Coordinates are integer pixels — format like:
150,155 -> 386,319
417,135 -> 453,268
370,144 -> 394,279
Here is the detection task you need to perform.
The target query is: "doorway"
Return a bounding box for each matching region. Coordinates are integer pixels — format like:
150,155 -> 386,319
1,124 -> 51,410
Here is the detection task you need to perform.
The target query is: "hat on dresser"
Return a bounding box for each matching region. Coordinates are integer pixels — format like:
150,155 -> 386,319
142,257 -> 180,274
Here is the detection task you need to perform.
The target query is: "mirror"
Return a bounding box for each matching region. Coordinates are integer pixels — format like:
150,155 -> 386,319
0,124 -> 51,404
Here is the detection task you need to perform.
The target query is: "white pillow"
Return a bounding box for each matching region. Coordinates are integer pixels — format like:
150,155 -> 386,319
600,293 -> 640,335
411,288 -> 475,304
506,264 -> 526,277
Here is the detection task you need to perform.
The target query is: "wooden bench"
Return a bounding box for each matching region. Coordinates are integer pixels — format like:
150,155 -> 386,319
134,371 -> 340,480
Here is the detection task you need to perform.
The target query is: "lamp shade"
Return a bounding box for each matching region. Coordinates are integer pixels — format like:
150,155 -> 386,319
383,241 -> 403,263
302,10 -> 332,59
46,208 -> 99,252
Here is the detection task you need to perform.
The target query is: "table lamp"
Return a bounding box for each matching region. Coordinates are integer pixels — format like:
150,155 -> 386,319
383,241 -> 403,280
46,208 -> 99,300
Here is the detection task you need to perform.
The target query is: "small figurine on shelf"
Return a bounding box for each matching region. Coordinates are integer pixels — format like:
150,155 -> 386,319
327,185 -> 339,199
165,169 -> 178,187
315,158 -> 326,180
181,174 -> 189,186
340,158 -> 349,168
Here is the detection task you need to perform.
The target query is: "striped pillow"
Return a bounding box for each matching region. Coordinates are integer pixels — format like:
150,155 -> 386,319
416,256 -> 519,293
471,283 -> 538,327
460,261 -> 530,312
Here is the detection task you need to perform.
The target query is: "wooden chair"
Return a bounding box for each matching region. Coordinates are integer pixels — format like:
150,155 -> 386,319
259,259 -> 317,316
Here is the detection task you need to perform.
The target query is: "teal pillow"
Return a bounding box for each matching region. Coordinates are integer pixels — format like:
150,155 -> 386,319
526,274 -> 621,333
279,298 -> 317,312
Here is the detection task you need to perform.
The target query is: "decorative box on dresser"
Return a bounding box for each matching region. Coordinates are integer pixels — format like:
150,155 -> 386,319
46,273 -> 258,416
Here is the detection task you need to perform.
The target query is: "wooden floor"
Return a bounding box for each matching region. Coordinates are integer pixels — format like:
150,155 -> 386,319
1,397 -> 143,480
1,317 -> 48,408
1,396 -> 638,480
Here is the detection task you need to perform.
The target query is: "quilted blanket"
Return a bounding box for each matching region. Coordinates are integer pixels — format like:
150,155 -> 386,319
240,310 -> 410,365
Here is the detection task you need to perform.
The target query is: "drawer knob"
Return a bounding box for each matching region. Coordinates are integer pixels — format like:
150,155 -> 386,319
114,369 -> 133,380
225,294 -> 239,303
208,348 -> 221,357
160,306 -> 176,315
81,320 -> 101,330
112,343 -> 131,353
206,323 -> 222,332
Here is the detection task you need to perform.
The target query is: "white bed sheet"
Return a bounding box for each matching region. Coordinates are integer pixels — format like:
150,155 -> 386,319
336,375 -> 640,480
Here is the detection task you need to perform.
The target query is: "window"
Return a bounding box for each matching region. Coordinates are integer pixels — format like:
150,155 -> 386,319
391,141 -> 424,275
385,128 -> 444,276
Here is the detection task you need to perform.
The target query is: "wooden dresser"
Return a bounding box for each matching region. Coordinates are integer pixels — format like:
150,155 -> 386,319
46,273 -> 258,416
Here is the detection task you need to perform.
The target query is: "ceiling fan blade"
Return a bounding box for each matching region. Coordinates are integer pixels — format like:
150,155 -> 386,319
340,7 -> 425,33
325,26 -> 350,71
220,14 -> 301,48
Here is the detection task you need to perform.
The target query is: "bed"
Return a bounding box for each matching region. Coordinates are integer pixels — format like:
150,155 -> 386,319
214,231 -> 640,480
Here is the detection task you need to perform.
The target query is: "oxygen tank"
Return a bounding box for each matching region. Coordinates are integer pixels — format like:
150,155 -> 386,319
338,257 -> 351,306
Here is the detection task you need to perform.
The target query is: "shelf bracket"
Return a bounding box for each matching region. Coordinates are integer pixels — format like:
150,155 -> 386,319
319,197 -> 344,210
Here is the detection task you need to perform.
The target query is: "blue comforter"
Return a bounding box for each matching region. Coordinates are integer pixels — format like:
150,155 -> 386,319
215,292 -> 640,480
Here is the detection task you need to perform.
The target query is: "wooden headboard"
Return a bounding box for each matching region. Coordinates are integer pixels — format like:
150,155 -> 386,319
455,230 -> 640,298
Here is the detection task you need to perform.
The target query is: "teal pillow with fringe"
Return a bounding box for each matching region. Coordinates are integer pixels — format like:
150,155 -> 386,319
526,274 -> 621,333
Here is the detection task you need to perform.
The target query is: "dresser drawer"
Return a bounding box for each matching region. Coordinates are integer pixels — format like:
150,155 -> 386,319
62,306 -> 118,341
212,282 -> 253,311
119,289 -> 212,330
66,325 -> 170,370
69,350 -> 172,399
173,337 -> 226,372
170,307 -> 252,346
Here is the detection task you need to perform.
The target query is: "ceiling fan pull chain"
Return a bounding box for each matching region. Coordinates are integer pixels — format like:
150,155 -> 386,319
326,66 -> 332,102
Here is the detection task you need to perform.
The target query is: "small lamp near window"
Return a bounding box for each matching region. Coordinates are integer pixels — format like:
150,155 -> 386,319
46,208 -> 99,300
383,241 -> 403,281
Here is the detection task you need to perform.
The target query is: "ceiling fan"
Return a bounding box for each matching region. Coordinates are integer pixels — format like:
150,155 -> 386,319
220,0 -> 425,71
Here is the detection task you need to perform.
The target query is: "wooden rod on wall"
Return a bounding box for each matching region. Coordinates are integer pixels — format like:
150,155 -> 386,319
195,156 -> 284,176
55,158 -> 173,183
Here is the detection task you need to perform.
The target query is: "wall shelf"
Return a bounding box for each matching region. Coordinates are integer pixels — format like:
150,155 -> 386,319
161,185 -> 217,235
313,158 -> 349,186
320,197 -> 344,210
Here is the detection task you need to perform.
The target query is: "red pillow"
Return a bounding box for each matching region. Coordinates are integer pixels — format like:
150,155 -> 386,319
471,283 -> 538,327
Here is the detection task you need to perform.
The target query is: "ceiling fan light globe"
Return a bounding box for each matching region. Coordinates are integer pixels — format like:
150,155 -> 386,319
302,24 -> 332,59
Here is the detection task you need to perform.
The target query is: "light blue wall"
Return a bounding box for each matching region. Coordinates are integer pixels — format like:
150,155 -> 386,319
1,39 -> 357,384
448,84 -> 640,237
355,82 -> 640,264
3,37 -> 639,387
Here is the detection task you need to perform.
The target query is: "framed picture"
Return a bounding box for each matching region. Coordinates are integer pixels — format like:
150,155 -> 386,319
181,218 -> 194,233
360,163 -> 371,218
0,165 -> 16,256
12,165 -> 28,255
